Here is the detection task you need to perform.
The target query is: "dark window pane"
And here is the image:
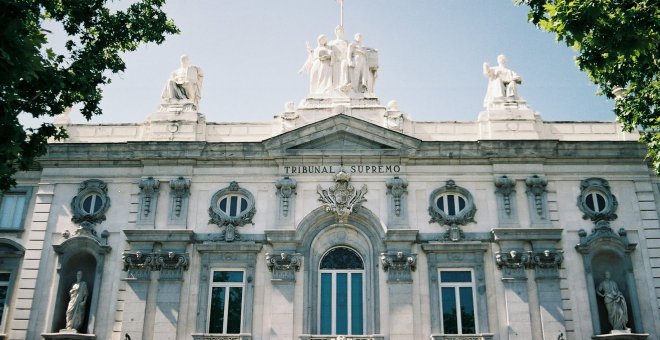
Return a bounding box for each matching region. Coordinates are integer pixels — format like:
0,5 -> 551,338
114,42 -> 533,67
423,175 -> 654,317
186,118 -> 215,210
586,194 -> 595,210
226,287 -> 243,333
351,273 -> 363,335
440,271 -> 472,283
596,194 -> 606,212
213,271 -> 243,283
320,247 -> 364,269
219,197 -> 227,213
459,287 -> 476,334
240,197 -> 248,213
447,195 -> 456,215
441,287 -> 458,334
93,196 -> 102,212
0,273 -> 10,281
0,285 -> 6,328
458,196 -> 466,211
437,197 -> 444,211
82,196 -> 93,214
336,273 -> 348,334
209,287 -> 225,333
229,196 -> 238,216
320,273 -> 332,334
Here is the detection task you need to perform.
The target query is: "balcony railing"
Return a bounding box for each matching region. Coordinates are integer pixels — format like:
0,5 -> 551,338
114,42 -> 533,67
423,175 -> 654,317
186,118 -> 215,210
191,334 -> 251,340
299,335 -> 385,340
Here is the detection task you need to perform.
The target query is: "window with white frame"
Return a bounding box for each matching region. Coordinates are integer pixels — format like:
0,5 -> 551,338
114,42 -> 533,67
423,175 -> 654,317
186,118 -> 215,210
0,189 -> 30,230
436,193 -> 467,216
319,247 -> 365,335
208,270 -> 245,334
0,272 -> 9,330
438,269 -> 477,334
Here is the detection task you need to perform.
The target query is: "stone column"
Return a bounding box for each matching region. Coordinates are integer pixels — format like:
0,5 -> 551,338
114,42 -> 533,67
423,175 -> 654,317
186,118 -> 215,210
265,252 -> 301,339
153,279 -> 182,340
496,249 -> 533,340
532,249 -> 565,340
381,251 -> 417,340
120,274 -> 151,339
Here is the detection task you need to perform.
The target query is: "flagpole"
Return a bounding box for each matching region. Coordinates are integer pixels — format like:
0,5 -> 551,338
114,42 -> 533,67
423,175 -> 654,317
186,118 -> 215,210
338,0 -> 344,27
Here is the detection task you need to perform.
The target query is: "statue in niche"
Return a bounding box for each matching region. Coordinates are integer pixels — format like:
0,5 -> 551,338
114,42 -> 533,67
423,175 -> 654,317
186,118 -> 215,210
160,55 -> 204,111
65,270 -> 88,332
299,35 -> 333,95
347,33 -> 378,94
328,25 -> 350,91
483,54 -> 522,108
597,271 -> 629,332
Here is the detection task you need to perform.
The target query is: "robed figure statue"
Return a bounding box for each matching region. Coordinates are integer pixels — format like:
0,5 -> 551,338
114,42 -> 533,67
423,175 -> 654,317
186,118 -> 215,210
65,270 -> 89,332
597,271 -> 629,331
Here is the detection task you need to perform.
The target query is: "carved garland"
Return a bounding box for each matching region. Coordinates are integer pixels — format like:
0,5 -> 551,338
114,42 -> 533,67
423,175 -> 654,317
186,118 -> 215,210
494,175 -> 515,215
386,176 -> 408,217
138,177 -> 160,217
275,177 -> 297,217
525,175 -> 547,216
170,176 -> 191,218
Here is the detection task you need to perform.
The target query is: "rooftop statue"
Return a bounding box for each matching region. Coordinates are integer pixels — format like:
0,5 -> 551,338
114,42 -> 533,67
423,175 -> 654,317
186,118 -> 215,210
299,35 -> 334,95
328,25 -> 350,91
160,55 -> 204,112
483,54 -> 522,109
347,33 -> 378,95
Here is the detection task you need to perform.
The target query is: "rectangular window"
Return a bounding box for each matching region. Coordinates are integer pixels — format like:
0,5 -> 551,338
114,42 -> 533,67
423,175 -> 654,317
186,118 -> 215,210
439,269 -> 477,334
0,272 -> 10,330
0,191 -> 28,229
208,270 -> 244,334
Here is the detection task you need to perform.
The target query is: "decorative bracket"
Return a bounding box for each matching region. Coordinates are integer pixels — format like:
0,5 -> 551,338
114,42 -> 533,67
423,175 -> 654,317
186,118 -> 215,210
122,251 -> 189,281
276,176 -> 297,218
386,176 -> 408,217
317,170 -> 368,223
265,252 -> 302,281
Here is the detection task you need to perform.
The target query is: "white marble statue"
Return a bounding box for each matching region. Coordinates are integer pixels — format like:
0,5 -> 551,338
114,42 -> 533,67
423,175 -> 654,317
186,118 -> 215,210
161,55 -> 204,110
328,25 -> 349,91
347,33 -> 377,94
597,271 -> 629,332
299,35 -> 333,95
483,54 -> 522,108
65,270 -> 88,332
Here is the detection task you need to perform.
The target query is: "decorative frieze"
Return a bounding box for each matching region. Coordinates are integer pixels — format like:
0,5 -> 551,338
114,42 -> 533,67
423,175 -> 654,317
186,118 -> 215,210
317,170 -> 368,223
169,176 -> 191,224
122,251 -> 189,280
380,251 -> 416,282
275,176 -> 297,218
265,252 -> 302,281
137,177 -> 160,224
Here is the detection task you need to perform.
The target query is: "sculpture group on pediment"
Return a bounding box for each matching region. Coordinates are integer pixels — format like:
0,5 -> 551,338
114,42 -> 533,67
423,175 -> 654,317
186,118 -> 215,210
300,26 -> 378,97
483,54 -> 524,109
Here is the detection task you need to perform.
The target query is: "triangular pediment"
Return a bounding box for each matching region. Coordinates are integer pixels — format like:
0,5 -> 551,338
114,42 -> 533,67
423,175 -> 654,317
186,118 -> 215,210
263,114 -> 421,156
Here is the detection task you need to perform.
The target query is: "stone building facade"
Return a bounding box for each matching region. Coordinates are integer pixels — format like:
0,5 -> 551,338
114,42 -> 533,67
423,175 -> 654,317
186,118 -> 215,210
1,29 -> 660,340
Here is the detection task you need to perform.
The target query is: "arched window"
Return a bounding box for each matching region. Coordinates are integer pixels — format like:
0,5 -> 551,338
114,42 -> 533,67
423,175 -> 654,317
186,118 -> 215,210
319,247 -> 364,335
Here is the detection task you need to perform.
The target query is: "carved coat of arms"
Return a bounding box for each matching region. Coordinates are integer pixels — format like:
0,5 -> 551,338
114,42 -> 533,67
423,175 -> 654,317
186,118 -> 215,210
317,170 -> 368,223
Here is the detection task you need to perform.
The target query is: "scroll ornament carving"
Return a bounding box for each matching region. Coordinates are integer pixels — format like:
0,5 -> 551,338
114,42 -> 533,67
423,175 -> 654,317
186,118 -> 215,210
170,176 -> 191,217
494,175 -> 515,215
276,177 -> 297,217
317,170 -> 368,223
122,251 -> 189,272
138,177 -> 160,216
380,252 -> 417,272
265,252 -> 302,273
525,175 -> 547,216
495,250 -> 531,269
386,176 -> 408,216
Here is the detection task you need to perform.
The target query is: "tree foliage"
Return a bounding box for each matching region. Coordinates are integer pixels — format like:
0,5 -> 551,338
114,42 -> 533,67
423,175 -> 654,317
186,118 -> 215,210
0,0 -> 178,192
517,0 -> 660,170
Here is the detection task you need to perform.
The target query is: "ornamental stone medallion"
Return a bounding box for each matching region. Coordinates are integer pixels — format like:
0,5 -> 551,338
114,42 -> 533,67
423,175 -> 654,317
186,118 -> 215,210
317,170 -> 368,223
71,179 -> 111,235
208,181 -> 256,242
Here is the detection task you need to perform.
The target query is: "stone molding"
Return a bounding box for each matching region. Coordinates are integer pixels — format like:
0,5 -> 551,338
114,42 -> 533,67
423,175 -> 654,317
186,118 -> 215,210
275,176 -> 297,219
380,251 -> 416,282
525,175 -> 550,226
317,170 -> 368,223
137,177 -> 160,224
70,179 -> 110,233
169,176 -> 191,224
191,334 -> 252,340
265,252 -> 302,281
298,336 -> 385,340
385,176 -> 408,217
430,335 -> 494,340
491,228 -> 563,242
576,221 -> 636,254
208,181 -> 256,242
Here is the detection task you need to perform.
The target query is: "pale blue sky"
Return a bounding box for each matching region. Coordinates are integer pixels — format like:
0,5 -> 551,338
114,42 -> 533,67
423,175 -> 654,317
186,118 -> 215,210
61,1 -> 616,124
